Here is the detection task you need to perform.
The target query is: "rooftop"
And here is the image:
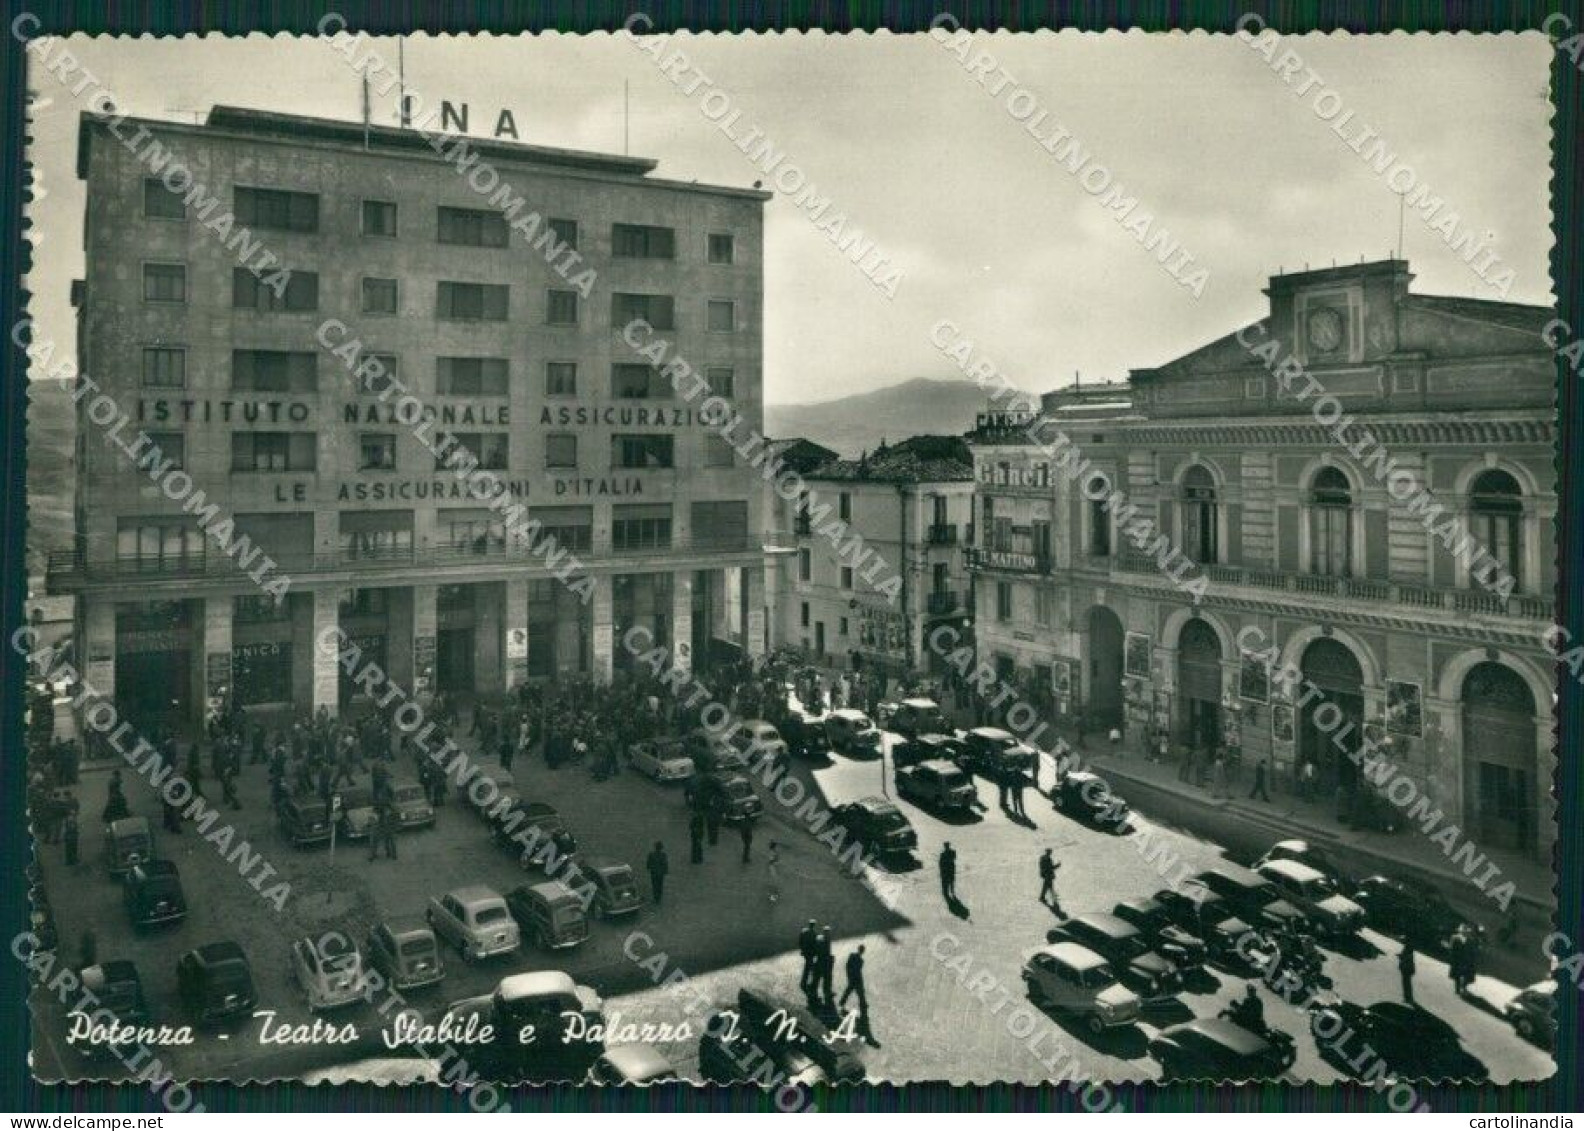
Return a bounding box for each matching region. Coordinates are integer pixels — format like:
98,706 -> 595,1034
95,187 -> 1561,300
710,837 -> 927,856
804,434 -> 974,484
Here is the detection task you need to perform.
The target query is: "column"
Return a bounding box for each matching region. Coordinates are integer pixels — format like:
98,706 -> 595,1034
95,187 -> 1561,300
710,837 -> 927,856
82,599 -> 116,704
202,595 -> 234,714
312,589 -> 339,715
592,575 -> 614,684
744,565 -> 766,660
474,583 -> 503,695
503,579 -> 529,692
671,571 -> 694,674
412,584 -> 437,698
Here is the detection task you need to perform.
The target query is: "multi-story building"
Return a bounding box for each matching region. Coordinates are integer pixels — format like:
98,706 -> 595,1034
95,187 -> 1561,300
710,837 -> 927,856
969,260 -> 1556,859
52,105 -> 770,729
773,436 -> 975,678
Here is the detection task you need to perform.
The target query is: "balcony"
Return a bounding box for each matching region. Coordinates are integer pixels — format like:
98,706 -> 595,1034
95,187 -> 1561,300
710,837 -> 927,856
927,523 -> 959,545
966,546 -> 1052,575
927,590 -> 961,616
1113,553 -> 1552,621
977,478 -> 1052,498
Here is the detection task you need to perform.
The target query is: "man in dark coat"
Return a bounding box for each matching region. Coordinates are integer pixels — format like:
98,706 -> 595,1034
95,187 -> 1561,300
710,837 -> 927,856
646,841 -> 669,904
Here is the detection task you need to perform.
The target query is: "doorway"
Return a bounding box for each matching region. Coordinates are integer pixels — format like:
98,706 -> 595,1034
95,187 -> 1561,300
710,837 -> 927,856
1086,606 -> 1125,727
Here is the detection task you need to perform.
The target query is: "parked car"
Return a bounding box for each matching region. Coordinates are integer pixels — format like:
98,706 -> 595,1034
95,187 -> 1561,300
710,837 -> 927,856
365,918 -> 444,991
513,802 -> 578,861
1255,859 -> 1365,939
588,1044 -> 678,1085
697,772 -> 764,824
291,933 -> 366,1011
736,987 -> 865,1082
960,727 -> 1037,778
1149,1017 -> 1295,1079
1506,981 -> 1556,1048
824,708 -> 882,756
730,720 -> 789,767
507,881 -> 590,950
896,731 -> 968,769
390,778 -> 435,828
630,738 -> 695,783
1054,771 -> 1130,830
1308,1000 -> 1479,1078
446,972 -> 604,1074
698,1010 -> 826,1086
831,796 -> 918,857
1350,874 -> 1476,951
686,728 -> 748,773
176,941 -> 257,1027
585,860 -> 643,919
336,786 -> 379,840
1111,897 -> 1207,970
1192,869 -> 1306,931
71,962 -> 149,1057
123,859 -> 187,929
889,698 -> 950,740
278,795 -> 334,847
895,759 -> 976,812
1020,941 -> 1142,1034
780,710 -> 832,759
1046,913 -> 1183,997
426,885 -> 520,962
1153,887 -> 1268,966
1254,839 -> 1351,886
104,817 -> 153,877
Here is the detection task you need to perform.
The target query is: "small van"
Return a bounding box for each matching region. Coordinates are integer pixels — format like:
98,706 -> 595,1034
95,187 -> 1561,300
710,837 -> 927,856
1021,941 -> 1142,1034
1255,859 -> 1365,939
366,918 -> 444,990
506,881 -> 590,950
824,709 -> 882,756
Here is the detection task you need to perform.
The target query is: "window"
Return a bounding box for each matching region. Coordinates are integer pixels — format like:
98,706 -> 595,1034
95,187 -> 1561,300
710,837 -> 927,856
706,367 -> 735,397
1035,586 -> 1053,627
234,268 -> 318,312
141,348 -> 186,388
840,617 -> 849,636
233,186 -> 319,233
996,581 -> 1013,621
436,357 -> 509,396
703,434 -> 735,467
708,233 -> 734,264
142,263 -> 186,304
144,432 -> 184,471
143,179 -> 186,220
439,433 -> 508,471
839,493 -> 852,522
1182,465 -> 1219,564
232,432 -> 317,473
841,567 -> 854,590
357,353 -> 398,396
1032,520 -> 1052,564
548,217 -> 578,249
612,293 -> 675,331
233,350 -> 317,392
1087,483 -> 1111,557
362,199 -> 397,237
612,223 -> 676,259
1470,469 -> 1523,590
707,300 -> 735,333
691,501 -> 748,550
340,512 -> 413,561
359,433 -> 396,471
613,435 -> 674,469
612,504 -> 672,552
612,364 -> 669,399
800,602 -> 810,628
437,206 -> 508,247
362,277 -> 398,315
536,506 -> 592,552
547,289 -> 579,325
545,362 -> 577,397
1309,466 -> 1353,577
545,434 -> 577,469
437,281 -> 508,321
441,508 -> 506,554
117,519 -> 203,572
798,549 -> 811,582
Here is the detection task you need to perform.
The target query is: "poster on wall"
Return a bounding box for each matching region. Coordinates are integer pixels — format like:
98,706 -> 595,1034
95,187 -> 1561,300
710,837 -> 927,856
1239,655 -> 1270,703
1051,659 -> 1073,698
1386,679 -> 1423,737
1124,631 -> 1152,678
1272,703 -> 1296,744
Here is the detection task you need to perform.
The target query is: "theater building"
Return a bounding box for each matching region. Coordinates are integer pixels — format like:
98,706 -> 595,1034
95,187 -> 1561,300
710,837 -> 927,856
968,260 -> 1557,858
50,105 -> 770,729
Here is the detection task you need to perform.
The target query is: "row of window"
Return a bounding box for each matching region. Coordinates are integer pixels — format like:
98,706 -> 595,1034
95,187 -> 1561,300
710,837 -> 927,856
140,348 -> 737,399
143,263 -> 744,330
143,180 -> 739,263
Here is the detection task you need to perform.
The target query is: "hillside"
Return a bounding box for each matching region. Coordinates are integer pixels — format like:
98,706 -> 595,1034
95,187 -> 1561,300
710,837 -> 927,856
765,376 -> 1022,458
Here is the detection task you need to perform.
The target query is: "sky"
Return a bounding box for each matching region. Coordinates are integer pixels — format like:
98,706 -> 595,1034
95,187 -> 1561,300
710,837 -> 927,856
23,29 -> 1556,405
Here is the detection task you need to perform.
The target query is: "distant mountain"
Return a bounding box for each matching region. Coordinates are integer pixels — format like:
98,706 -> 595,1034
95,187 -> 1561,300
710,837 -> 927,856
766,377 -> 1021,458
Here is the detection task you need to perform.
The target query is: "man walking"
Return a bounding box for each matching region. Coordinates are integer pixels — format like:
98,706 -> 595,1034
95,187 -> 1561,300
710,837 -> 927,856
740,819 -> 754,864
1038,848 -> 1060,906
689,810 -> 706,865
840,945 -> 868,1018
1011,771 -> 1028,817
814,925 -> 836,1006
646,841 -> 669,904
938,842 -> 957,902
62,812 -> 79,866
798,919 -> 819,995
1398,942 -> 1417,1005
368,805 -> 397,861
1248,758 -> 1271,803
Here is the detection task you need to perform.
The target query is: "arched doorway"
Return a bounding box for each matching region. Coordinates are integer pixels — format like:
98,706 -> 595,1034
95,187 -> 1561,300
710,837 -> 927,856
1298,638 -> 1363,795
1086,606 -> 1125,727
1462,662 -> 1537,854
1177,619 -> 1222,750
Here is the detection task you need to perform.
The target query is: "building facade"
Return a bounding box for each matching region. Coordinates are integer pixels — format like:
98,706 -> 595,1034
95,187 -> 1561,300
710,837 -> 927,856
772,436 -> 975,678
970,260 -> 1556,858
52,105 -> 771,729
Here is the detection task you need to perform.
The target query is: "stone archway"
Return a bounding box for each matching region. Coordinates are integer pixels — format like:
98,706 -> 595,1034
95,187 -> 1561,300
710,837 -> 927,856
1177,618 -> 1223,750
1297,637 -> 1364,797
1086,606 -> 1125,727
1462,661 -> 1539,855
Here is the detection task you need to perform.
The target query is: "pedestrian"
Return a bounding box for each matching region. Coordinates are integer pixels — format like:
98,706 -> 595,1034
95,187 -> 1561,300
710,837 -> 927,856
62,813 -> 79,866
1398,942 -> 1417,1005
689,810 -> 705,865
1011,771 -> 1028,817
1248,758 -> 1271,803
704,804 -> 722,847
221,766 -> 240,810
798,919 -> 819,994
767,841 -> 782,905
1210,755 -> 1228,799
840,944 -> 868,1017
740,819 -> 754,864
369,805 -> 397,861
646,840 -> 669,904
1299,760 -> 1317,802
938,841 -> 957,902
1038,848 -> 1059,905
811,924 -> 833,1006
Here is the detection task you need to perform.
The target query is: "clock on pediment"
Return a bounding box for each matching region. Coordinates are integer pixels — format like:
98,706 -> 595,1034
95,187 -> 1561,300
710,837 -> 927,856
1307,307 -> 1345,354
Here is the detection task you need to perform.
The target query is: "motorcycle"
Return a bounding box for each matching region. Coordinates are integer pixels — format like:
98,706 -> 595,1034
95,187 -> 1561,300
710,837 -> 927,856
1218,1006 -> 1298,1070
1262,931 -> 1329,995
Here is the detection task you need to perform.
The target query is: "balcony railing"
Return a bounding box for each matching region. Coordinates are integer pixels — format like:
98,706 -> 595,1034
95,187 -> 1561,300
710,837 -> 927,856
966,546 -> 1053,575
927,523 -> 959,545
1116,553 -> 1551,621
927,590 -> 961,615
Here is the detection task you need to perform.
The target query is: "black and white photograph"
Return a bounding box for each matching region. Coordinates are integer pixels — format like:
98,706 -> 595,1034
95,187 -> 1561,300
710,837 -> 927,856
8,11 -> 1578,1114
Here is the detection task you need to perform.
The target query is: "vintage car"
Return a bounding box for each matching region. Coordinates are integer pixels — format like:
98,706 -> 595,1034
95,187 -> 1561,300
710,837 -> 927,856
1046,913 -> 1183,998
1192,869 -> 1306,932
960,727 -> 1037,778
336,786 -> 379,840
831,796 -> 918,857
895,759 -> 976,812
1254,839 -> 1351,886
291,933 -> 366,1011
445,972 -> 604,1075
779,710 -> 832,759
1149,1017 -> 1295,1079
70,961 -> 149,1058
1506,981 -> 1556,1049
588,1044 -> 679,1085
823,708 -> 882,756
511,802 -> 579,864
426,885 -> 520,962
365,918 -> 444,991
894,731 -> 969,770
697,772 -> 764,824
735,987 -> 865,1083
1111,898 -> 1208,970
104,817 -> 154,877
1309,1000 -> 1479,1078
1020,942 -> 1142,1034
888,698 -> 950,740
506,881 -> 590,950
1054,771 -> 1130,830
630,738 -> 696,783
585,860 -> 643,919
278,795 -> 334,848
730,720 -> 789,767
1350,874 -> 1477,952
686,728 -> 749,773
1255,859 -> 1366,939
389,778 -> 435,828
176,941 -> 257,1027
123,859 -> 187,929
698,1010 -> 827,1086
